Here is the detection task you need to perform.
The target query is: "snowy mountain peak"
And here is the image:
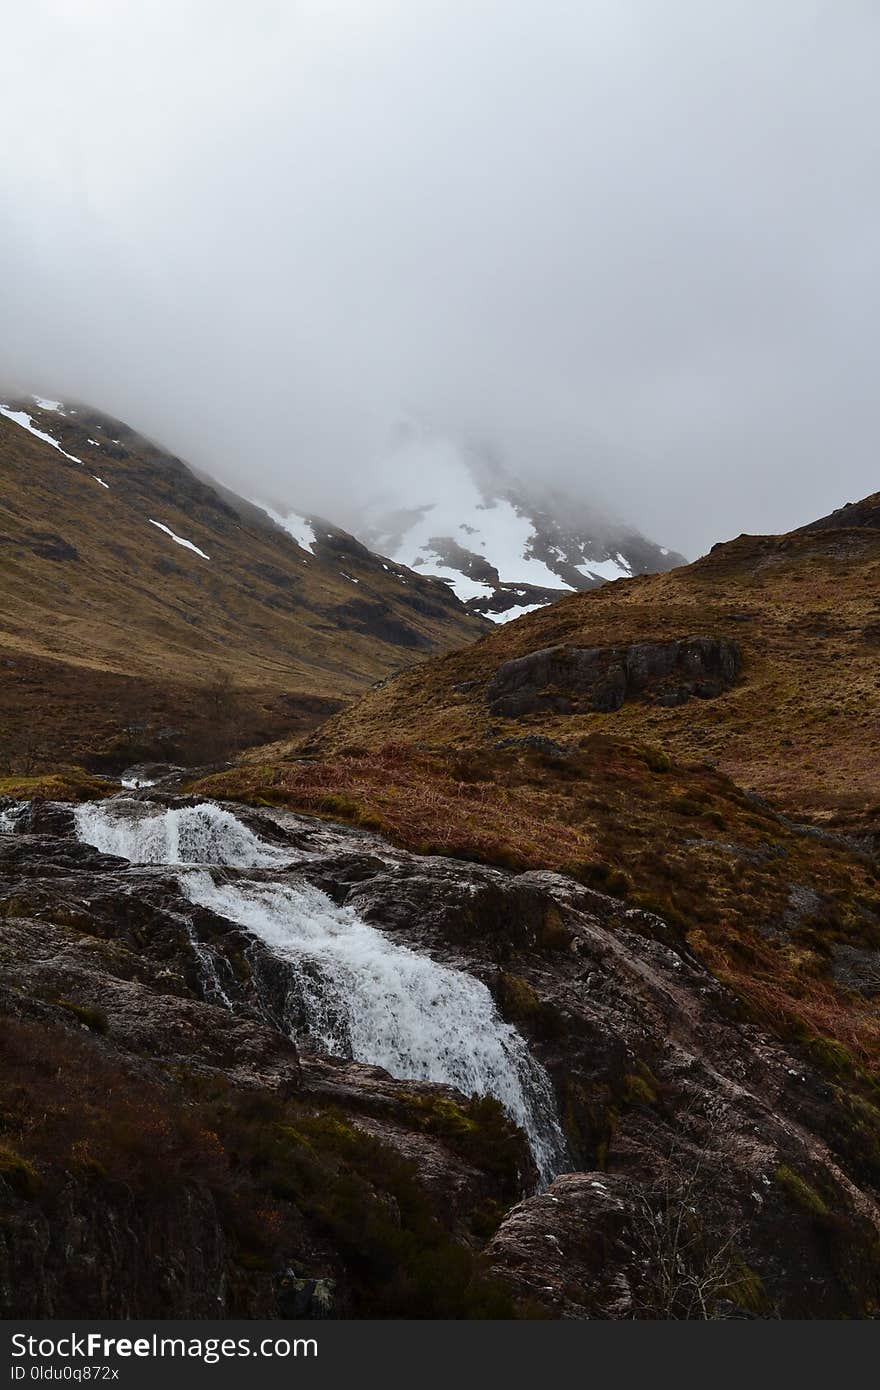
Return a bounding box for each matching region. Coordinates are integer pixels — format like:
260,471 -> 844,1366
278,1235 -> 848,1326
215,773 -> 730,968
351,430 -> 685,622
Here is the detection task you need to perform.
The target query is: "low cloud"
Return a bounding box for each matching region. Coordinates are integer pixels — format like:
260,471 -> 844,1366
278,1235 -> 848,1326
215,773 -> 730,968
2,0 -> 879,555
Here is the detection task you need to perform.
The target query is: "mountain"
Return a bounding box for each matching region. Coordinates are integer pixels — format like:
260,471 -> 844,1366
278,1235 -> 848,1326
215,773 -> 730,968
187,489 -> 880,1315
295,499 -> 880,823
0,394 -> 484,773
327,425 -> 685,622
4,391 -> 879,1318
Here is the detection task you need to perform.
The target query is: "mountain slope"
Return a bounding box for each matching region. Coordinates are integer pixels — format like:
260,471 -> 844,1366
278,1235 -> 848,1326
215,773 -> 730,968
0,395 -> 484,771
297,502 -> 880,820
331,427 -> 685,622
199,490 -> 880,1123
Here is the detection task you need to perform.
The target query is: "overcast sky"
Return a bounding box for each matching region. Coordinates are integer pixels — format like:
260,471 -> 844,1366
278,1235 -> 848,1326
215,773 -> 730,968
2,0 -> 879,556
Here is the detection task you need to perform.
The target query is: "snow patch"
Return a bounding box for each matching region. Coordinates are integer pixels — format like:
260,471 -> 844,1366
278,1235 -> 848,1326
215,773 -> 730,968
491,602 -> 549,624
363,436 -> 571,595
148,519 -> 210,560
0,406 -> 82,464
259,505 -> 317,555
430,571 -> 498,606
92,476 -> 109,489
575,555 -> 631,583
31,395 -> 64,413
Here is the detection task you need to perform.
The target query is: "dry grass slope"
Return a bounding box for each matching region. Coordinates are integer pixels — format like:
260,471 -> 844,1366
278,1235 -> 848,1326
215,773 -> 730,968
300,522 -> 880,820
0,401 -> 483,769
198,501 -> 880,1092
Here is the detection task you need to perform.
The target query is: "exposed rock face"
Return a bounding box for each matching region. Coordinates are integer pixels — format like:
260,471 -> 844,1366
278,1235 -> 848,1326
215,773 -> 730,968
485,637 -> 740,718
1,795 -> 879,1319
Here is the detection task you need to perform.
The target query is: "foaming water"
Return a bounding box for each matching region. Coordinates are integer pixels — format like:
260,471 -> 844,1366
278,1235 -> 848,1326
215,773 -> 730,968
74,798 -> 567,1182
0,803 -> 25,833
74,800 -> 288,868
182,871 -> 567,1182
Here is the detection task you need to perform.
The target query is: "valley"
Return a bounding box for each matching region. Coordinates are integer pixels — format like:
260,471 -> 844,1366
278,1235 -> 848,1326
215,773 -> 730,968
2,411 -> 879,1319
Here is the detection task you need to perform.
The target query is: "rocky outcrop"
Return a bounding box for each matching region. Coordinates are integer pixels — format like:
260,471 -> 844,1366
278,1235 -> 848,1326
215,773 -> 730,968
485,637 -> 740,718
1,795 -> 879,1319
798,491 -> 880,534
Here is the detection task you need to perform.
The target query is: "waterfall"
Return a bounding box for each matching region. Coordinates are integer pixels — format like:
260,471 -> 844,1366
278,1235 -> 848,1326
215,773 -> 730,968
75,799 -> 568,1182
0,803 -> 24,833
181,871 -> 567,1182
74,800 -> 289,868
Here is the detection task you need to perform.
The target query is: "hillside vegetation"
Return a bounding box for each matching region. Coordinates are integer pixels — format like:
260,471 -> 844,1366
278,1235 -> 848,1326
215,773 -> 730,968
199,499 -> 880,1086
0,398 -> 483,771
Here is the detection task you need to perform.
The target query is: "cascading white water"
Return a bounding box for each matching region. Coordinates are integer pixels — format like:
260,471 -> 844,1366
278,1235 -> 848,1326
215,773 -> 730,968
0,803 -> 24,833
75,799 -> 568,1182
181,871 -> 567,1182
74,800 -> 289,868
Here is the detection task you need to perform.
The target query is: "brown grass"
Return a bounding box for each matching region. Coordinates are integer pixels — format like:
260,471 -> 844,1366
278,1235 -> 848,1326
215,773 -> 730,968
198,743 -> 597,869
300,525 -> 880,822
197,734 -> 880,1078
0,1014 -> 520,1318
0,403 -> 482,771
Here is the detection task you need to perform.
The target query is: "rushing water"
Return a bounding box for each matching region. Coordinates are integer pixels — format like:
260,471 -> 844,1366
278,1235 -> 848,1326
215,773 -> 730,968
75,800 -> 289,868
75,798 -> 568,1182
0,803 -> 24,833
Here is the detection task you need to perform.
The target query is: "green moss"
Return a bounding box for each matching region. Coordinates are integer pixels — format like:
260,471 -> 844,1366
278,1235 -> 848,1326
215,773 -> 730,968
775,1164 -> 831,1219
0,1020 -> 522,1319
469,1198 -> 507,1240
563,860 -> 631,898
225,949 -> 252,983
399,1093 -> 525,1201
69,1140 -> 108,1181
497,972 -> 541,1021
236,1250 -> 273,1271
722,1257 -> 771,1315
623,1070 -> 659,1106
539,903 -> 573,948
840,1090 -> 880,1133
638,745 -> 672,774
56,999 -> 109,1034
0,770 -> 115,802
253,1107 -> 519,1317
561,1078 -> 618,1168
0,1144 -> 41,1198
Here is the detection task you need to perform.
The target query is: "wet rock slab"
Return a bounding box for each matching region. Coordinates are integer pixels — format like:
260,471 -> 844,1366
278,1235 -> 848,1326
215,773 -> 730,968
2,793 -> 880,1318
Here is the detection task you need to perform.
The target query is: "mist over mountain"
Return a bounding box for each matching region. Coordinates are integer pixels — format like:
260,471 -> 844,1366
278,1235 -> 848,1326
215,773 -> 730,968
4,1 -> 880,1330
4,3 -> 880,557
338,424 -> 684,620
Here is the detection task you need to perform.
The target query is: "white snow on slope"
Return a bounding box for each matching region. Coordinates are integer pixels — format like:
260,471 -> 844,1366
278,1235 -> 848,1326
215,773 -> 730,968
260,505 -> 317,554
31,395 -> 64,413
363,436 -> 565,607
93,476 -> 109,488
575,554 -> 631,583
492,602 -> 547,624
148,519 -> 210,560
433,573 -> 497,605
0,406 -> 82,464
